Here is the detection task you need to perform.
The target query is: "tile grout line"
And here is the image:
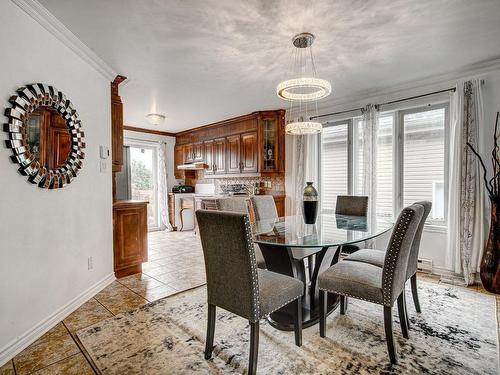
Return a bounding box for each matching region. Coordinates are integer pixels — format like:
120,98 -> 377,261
62,312 -> 100,375
91,296 -> 116,317
115,277 -> 155,302
12,323 -> 80,375
24,351 -> 82,375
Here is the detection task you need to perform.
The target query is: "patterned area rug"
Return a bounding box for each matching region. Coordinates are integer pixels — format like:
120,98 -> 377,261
77,281 -> 498,375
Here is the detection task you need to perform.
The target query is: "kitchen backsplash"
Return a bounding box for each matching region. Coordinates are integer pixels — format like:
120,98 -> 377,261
195,172 -> 285,194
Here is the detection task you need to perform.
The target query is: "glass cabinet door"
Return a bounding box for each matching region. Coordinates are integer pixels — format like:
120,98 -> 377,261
262,118 -> 277,172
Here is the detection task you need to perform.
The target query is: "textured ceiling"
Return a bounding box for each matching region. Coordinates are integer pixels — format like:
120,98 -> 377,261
39,0 -> 500,132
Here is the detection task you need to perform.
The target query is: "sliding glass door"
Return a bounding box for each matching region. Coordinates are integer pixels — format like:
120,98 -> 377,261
129,144 -> 159,230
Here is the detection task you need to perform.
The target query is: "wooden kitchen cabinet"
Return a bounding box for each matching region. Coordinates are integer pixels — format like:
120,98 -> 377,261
111,75 -> 127,174
193,142 -> 204,161
204,140 -> 214,175
174,145 -> 184,179
113,200 -> 148,278
273,195 -> 285,217
226,135 -> 241,174
259,111 -> 285,175
174,110 -> 285,177
214,137 -> 226,174
241,131 -> 258,173
184,143 -> 194,163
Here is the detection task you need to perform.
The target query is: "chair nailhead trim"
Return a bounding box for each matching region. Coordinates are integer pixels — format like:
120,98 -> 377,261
319,287 -> 382,305
319,207 -> 417,308
381,208 -> 414,305
262,294 -> 303,318
244,216 -> 260,321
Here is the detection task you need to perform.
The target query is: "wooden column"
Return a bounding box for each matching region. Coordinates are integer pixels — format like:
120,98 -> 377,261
111,74 -> 127,200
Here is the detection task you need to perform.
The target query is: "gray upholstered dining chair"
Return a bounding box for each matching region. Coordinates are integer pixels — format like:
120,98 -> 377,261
216,196 -> 266,269
250,195 -> 279,221
344,201 -> 432,314
250,195 -> 317,282
318,203 -> 424,364
335,195 -> 369,254
196,210 -> 304,375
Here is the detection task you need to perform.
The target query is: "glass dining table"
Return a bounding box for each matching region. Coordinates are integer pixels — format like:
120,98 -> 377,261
253,213 -> 393,331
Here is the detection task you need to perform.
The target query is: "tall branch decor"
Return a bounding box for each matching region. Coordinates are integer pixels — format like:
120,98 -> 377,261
467,111 -> 500,294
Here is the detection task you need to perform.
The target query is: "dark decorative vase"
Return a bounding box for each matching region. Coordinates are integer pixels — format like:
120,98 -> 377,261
481,196 -> 500,294
303,182 -> 318,224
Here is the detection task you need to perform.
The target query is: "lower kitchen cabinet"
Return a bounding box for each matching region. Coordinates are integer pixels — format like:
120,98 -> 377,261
113,200 -> 148,278
273,195 -> 285,217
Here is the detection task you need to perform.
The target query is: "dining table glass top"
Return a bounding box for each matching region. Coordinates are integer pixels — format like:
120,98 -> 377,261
253,214 -> 393,248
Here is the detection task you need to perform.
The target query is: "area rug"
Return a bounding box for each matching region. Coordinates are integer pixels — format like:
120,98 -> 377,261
77,281 -> 499,375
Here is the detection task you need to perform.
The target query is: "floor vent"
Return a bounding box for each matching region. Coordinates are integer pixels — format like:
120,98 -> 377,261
417,258 -> 433,273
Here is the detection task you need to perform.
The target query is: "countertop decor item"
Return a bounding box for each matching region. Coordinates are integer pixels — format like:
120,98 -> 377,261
3,83 -> 85,189
276,32 -> 331,135
302,182 -> 318,224
467,111 -> 500,294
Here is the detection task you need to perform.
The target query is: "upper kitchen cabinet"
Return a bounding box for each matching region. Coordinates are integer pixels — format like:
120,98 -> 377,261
258,110 -> 285,175
213,137 -> 226,174
226,134 -> 241,174
174,110 -> 285,177
174,144 -> 184,179
183,143 -> 194,163
241,131 -> 258,173
203,140 -> 214,175
193,142 -> 204,161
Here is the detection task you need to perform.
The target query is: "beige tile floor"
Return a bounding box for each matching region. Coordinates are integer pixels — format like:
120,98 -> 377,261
1,230 -> 205,375
0,230 -> 496,374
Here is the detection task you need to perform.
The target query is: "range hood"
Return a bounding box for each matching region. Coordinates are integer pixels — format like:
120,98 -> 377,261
177,162 -> 209,170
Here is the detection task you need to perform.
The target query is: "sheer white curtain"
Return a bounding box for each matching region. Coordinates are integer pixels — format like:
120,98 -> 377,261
446,79 -> 487,284
286,134 -> 319,216
360,104 -> 379,225
158,141 -> 173,231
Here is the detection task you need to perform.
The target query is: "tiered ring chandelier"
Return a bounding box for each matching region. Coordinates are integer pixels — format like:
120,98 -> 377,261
276,32 -> 331,135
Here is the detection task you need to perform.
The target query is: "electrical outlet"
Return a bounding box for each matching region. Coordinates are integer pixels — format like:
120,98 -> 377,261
99,160 -> 107,173
88,256 -> 93,270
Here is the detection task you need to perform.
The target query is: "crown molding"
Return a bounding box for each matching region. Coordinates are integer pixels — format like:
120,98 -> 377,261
12,0 -> 117,81
315,56 -> 500,113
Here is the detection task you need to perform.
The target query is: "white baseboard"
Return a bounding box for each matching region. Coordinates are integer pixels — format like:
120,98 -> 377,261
0,273 -> 115,366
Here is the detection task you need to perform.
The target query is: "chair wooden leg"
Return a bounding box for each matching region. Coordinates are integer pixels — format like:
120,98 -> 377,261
204,304 -> 216,360
294,297 -> 302,347
340,295 -> 348,315
319,290 -> 327,337
384,306 -> 397,365
248,321 -> 259,375
410,273 -> 421,313
397,293 -> 409,339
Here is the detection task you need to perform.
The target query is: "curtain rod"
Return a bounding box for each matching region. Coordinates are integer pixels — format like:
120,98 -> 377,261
311,87 -> 457,120
378,87 -> 456,106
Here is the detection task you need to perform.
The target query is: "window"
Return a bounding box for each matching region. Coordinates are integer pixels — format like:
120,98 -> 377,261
354,113 -> 394,220
320,122 -> 349,213
400,107 -> 447,223
319,103 -> 448,228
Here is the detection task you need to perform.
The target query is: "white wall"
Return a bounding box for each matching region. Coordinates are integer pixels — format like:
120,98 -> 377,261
286,64 -> 500,274
0,1 -> 113,361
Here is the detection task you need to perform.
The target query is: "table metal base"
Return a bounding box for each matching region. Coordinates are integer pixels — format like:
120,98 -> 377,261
258,244 -> 342,331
